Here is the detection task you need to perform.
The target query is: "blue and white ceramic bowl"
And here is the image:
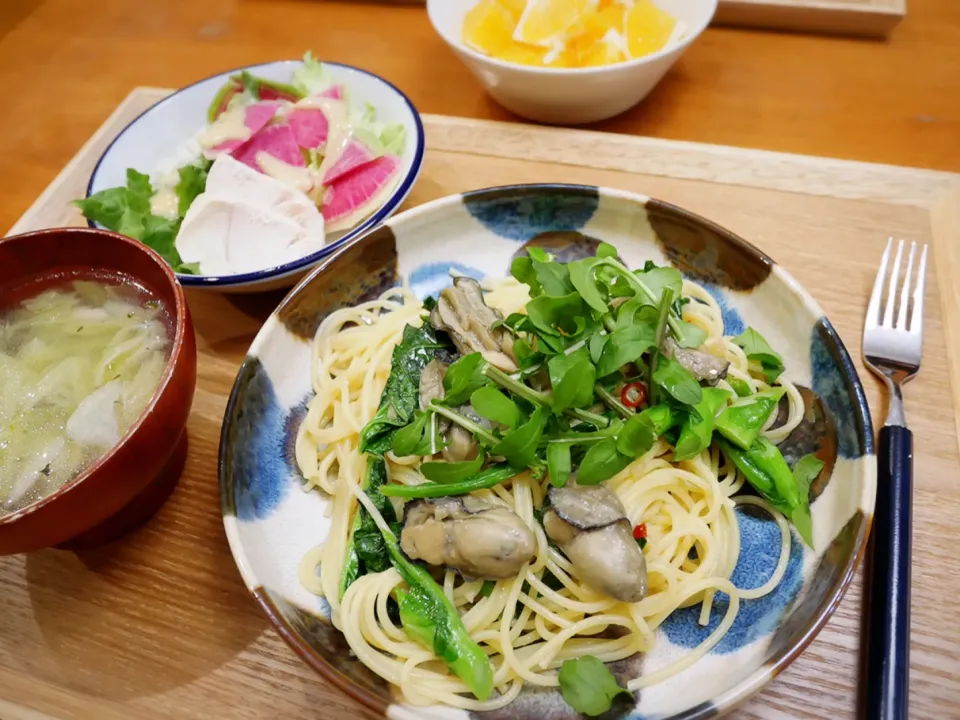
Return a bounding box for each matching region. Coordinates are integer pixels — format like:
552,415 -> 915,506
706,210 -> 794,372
87,60 -> 425,293
219,185 -> 876,718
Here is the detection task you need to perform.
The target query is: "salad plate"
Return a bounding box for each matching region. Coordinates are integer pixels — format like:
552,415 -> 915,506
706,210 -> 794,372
83,56 -> 425,292
219,184 -> 876,719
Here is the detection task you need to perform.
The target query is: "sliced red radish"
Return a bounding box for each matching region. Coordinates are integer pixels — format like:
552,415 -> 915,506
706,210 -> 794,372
322,154 -> 401,232
208,101 -> 282,156
322,138 -> 378,185
287,108 -> 330,150
232,123 -> 306,171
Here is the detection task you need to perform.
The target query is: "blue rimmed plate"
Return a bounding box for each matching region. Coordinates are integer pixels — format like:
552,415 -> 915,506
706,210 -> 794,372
87,60 -> 424,293
219,184 -> 876,718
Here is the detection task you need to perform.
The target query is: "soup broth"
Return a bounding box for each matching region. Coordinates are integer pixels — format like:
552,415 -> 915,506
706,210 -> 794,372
0,277 -> 172,515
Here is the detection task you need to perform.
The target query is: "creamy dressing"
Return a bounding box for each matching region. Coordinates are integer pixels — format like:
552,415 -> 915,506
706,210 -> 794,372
196,106 -> 250,149
256,152 -> 318,195
299,96 -> 351,179
150,185 -> 180,218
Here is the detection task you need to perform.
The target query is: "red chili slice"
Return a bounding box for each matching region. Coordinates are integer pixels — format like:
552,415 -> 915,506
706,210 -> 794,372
621,381 -> 647,409
632,523 -> 647,541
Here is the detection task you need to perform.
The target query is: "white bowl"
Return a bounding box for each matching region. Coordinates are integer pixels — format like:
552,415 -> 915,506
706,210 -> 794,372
427,0 -> 718,124
88,61 -> 425,293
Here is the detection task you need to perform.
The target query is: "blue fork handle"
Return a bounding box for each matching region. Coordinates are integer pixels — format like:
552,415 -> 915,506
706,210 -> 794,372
865,425 -> 913,720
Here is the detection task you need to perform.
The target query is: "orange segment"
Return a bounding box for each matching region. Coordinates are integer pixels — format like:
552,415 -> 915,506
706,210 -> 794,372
581,1 -> 627,42
499,0 -> 528,22
625,0 -> 677,58
579,30 -> 628,66
499,39 -> 568,67
514,0 -> 598,47
463,0 -> 518,56
461,0 -> 677,68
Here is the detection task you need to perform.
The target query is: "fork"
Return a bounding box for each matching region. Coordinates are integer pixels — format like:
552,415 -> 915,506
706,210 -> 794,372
862,237 -> 928,720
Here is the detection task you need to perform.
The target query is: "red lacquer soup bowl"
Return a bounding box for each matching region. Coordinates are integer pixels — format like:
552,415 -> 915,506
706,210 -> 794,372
0,228 -> 197,554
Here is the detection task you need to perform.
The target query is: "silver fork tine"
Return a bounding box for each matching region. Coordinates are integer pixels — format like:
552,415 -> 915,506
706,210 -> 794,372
912,244 -> 928,334
896,242 -> 916,330
867,237 -> 892,330
882,239 -> 904,328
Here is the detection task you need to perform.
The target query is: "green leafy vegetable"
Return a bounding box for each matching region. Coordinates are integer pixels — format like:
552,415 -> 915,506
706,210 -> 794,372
74,169 -> 151,235
567,256 -> 610,315
526,292 -> 588,338
789,453 -> 824,546
728,377 -> 753,397
421,452 -> 486,484
238,70 -> 262,98
359,325 -> 445,454
617,404 -> 676,457
673,388 -> 731,461
140,214 -> 182,266
442,352 -> 491,406
652,353 -> 703,407
174,158 -> 212,216
596,242 -> 618,259
595,324 -> 657,378
339,457 -> 397,598
385,534 -> 494,700
577,437 -> 632,485
733,327 -> 785,383
352,99 -> 408,157
392,411 -> 437,457
526,249 -> 576,297
470,387 -> 520,428
720,437 -> 814,548
615,299 -> 658,331
73,169 -> 197,273
549,349 -> 596,412
547,441 -> 572,487
792,453 -> 824,496
479,580 -> 496,598
379,463 -> 517,498
715,387 -> 784,450
492,407 -> 547,469
558,656 -> 632,717
428,402 -> 499,447
292,50 -> 336,95
588,334 -> 608,366
633,265 -> 683,306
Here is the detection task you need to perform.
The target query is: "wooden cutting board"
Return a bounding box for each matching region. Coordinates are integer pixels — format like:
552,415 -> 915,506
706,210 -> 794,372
2,89 -> 958,720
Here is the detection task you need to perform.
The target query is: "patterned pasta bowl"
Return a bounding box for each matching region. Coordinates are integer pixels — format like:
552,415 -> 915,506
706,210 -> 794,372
219,185 -> 875,719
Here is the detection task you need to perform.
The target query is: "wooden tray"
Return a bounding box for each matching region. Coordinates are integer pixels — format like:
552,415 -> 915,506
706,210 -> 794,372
2,89 -> 958,720
712,0 -> 905,38
367,0 -> 905,38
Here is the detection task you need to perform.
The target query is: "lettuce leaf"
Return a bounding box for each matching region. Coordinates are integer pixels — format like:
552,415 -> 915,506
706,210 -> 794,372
73,167 -> 201,275
292,51 -> 335,96
351,101 -> 406,157
174,158 -> 213,216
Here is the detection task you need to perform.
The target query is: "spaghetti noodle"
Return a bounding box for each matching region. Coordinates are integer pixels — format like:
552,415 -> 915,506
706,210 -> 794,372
294,274 -> 803,710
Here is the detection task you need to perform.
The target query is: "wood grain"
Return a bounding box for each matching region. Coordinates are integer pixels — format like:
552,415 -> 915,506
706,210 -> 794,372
1,0 -> 960,238
2,89 -> 960,720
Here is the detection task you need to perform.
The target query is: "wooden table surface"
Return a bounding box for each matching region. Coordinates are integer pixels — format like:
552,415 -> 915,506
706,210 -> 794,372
1,0 -> 960,234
